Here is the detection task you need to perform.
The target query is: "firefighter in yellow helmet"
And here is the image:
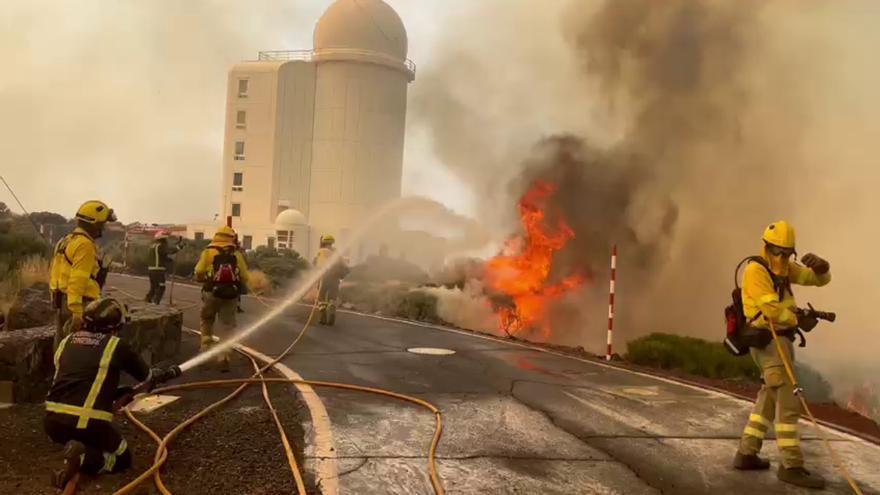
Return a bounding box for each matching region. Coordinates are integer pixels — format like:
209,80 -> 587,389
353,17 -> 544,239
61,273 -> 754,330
312,234 -> 349,326
49,200 -> 117,350
44,298 -> 180,488
194,226 -> 250,371
144,230 -> 182,305
733,221 -> 831,489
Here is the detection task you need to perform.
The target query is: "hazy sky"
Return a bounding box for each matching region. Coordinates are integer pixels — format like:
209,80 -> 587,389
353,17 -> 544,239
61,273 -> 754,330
0,0 -> 476,224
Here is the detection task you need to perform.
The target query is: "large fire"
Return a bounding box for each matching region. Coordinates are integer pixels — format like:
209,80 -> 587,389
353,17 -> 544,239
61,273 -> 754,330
484,180 -> 586,340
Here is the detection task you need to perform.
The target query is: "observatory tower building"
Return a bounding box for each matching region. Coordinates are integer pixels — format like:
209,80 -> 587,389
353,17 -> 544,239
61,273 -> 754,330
196,0 -> 415,259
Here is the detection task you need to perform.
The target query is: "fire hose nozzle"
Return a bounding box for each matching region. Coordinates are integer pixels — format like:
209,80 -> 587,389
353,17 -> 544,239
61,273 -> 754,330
805,303 -> 836,322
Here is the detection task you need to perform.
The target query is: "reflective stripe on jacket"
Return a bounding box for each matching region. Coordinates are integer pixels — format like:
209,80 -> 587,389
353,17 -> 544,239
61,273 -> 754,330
46,332 -> 150,428
48,228 -> 101,317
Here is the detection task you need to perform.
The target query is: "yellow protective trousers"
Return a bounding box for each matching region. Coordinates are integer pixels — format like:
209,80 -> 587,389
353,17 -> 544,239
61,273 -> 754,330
738,336 -> 804,468
199,292 -> 237,364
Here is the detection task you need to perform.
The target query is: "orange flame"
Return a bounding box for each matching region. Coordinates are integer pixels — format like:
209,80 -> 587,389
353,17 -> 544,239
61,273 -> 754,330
484,181 -> 586,340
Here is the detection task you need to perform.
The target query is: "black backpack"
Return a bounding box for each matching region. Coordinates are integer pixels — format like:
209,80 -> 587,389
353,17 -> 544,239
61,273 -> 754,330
209,247 -> 241,299
723,256 -> 787,356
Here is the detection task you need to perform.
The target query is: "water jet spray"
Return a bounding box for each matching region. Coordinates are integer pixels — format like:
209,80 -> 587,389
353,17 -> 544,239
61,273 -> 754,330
178,197 -> 417,373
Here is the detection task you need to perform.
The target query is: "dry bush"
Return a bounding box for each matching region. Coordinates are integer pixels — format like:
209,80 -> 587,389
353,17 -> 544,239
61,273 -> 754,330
18,255 -> 49,287
247,269 -> 271,296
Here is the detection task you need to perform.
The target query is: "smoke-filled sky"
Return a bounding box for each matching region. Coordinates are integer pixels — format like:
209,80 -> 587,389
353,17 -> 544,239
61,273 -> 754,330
0,0 -> 474,223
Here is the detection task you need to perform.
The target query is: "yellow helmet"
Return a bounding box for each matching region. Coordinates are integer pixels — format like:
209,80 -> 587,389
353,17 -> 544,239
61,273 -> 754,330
320,234 -> 335,245
75,200 -> 116,224
216,226 -> 237,239
762,221 -> 796,249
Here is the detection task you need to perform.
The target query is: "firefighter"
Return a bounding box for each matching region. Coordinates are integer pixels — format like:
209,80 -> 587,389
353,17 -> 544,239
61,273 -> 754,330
194,226 -> 250,371
144,230 -> 182,305
733,221 -> 831,489
312,235 -> 349,326
49,200 -> 116,350
44,298 -> 180,488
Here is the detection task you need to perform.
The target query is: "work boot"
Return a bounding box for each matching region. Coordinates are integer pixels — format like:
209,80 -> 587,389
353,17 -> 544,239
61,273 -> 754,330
777,466 -> 826,489
51,440 -> 85,488
733,452 -> 770,470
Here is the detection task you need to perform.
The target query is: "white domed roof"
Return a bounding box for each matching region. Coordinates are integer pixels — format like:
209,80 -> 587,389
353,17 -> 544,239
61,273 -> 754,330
275,208 -> 307,228
314,0 -> 408,60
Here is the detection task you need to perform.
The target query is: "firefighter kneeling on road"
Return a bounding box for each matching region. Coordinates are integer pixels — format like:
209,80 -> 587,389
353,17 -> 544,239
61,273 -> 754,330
194,226 -> 250,371
733,221 -> 831,489
313,235 -> 349,326
44,298 -> 181,488
145,230 -> 182,305
49,200 -> 115,350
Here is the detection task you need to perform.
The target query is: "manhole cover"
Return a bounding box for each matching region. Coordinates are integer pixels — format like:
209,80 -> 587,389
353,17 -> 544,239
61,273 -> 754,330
407,347 -> 456,356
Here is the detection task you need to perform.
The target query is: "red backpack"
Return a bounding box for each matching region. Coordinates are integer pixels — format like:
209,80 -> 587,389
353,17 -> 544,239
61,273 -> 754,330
210,247 -> 241,299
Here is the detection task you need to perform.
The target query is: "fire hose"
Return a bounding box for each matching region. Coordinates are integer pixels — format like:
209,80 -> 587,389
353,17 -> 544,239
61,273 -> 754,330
767,317 -> 863,495
107,284 -> 446,495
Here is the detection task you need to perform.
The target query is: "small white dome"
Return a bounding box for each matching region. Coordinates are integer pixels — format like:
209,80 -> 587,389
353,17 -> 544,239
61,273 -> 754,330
275,208 -> 307,228
314,0 -> 408,60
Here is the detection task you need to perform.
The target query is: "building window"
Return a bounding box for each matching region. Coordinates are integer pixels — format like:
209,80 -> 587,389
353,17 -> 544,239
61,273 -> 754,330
231,203 -> 241,217
238,79 -> 249,97
276,230 -> 294,249
242,235 -> 253,250
267,237 -> 275,249
277,204 -> 289,215
232,172 -> 243,192
236,110 -> 246,129
194,232 -> 205,241
234,141 -> 245,160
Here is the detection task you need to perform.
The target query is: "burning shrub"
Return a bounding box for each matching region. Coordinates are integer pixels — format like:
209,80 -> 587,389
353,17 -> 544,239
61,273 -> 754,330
626,333 -> 760,381
483,180 -> 586,340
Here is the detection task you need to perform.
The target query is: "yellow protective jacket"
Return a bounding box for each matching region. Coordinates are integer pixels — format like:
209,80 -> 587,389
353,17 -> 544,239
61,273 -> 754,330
194,237 -> 250,289
49,227 -> 102,317
742,257 -> 831,330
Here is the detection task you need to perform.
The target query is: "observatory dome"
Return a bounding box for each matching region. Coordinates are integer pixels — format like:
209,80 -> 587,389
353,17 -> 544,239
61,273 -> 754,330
314,0 -> 408,60
275,208 -> 307,229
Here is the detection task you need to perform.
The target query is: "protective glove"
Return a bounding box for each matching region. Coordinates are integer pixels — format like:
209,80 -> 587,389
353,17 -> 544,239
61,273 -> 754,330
797,311 -> 819,332
801,253 -> 830,275
150,365 -> 182,385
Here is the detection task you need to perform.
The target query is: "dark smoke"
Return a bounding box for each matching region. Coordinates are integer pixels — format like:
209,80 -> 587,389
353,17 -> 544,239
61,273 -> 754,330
413,0 -> 808,349
513,135 -> 678,283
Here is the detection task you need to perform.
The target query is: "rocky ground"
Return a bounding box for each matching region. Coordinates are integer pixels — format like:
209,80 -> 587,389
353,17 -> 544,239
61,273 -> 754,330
0,333 -> 315,495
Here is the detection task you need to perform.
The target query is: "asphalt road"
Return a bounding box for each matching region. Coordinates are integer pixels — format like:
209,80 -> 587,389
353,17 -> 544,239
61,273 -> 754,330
107,274 -> 880,495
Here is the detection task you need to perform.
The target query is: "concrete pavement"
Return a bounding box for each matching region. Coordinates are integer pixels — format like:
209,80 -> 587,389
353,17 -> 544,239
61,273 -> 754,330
107,274 -> 880,494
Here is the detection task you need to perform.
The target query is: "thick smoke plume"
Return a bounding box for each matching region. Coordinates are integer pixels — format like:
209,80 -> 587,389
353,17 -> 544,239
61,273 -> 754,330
413,0 -> 880,398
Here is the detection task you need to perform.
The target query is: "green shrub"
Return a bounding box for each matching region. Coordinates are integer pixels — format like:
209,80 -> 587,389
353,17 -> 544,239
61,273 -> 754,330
246,246 -> 309,288
394,290 -> 441,323
625,333 -> 761,381
795,362 -> 834,402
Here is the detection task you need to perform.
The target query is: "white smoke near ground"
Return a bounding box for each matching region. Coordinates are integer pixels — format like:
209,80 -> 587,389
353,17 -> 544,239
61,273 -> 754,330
411,0 -> 880,406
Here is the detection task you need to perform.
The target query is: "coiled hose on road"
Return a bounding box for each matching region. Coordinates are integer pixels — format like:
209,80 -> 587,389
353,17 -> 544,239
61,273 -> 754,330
108,285 -> 445,495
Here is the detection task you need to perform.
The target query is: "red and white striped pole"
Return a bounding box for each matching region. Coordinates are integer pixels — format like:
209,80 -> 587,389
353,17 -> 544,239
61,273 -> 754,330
606,244 -> 617,361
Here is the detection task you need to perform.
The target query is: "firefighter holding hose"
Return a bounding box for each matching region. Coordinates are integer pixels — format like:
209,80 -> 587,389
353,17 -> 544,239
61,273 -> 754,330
45,298 -> 180,488
312,234 -> 349,326
49,200 -> 115,350
733,221 -> 832,489
194,226 -> 250,371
